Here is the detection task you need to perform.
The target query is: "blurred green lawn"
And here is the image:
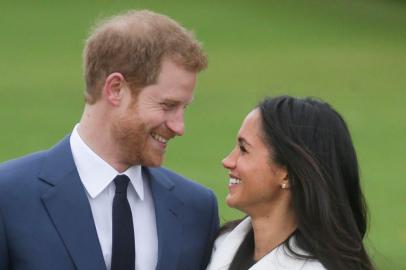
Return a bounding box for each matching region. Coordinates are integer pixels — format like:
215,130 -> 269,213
0,0 -> 405,269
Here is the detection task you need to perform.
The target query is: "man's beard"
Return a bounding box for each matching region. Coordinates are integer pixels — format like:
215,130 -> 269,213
111,110 -> 148,167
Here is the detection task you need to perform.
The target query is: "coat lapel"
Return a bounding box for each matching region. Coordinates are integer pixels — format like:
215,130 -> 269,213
206,218 -> 252,270
144,168 -> 184,270
39,137 -> 106,270
207,216 -> 310,270
251,245 -> 308,270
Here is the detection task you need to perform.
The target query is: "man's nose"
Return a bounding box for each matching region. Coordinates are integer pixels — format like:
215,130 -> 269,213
167,111 -> 185,136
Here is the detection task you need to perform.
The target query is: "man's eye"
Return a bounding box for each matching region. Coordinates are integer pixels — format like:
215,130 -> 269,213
161,102 -> 176,110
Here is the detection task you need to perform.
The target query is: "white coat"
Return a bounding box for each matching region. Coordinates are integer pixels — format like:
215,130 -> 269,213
206,217 -> 326,270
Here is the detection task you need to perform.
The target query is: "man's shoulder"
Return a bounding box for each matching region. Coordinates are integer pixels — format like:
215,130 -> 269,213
148,167 -> 209,190
0,150 -> 48,178
148,167 -> 218,225
0,136 -> 70,187
146,166 -> 216,201
0,149 -> 50,202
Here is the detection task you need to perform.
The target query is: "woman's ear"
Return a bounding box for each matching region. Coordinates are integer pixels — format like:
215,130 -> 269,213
280,169 -> 290,189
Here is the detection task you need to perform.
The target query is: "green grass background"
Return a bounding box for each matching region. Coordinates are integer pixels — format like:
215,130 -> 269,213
1,0 -> 405,268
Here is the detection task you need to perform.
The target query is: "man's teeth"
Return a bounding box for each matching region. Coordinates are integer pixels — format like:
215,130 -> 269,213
151,133 -> 168,144
229,178 -> 242,185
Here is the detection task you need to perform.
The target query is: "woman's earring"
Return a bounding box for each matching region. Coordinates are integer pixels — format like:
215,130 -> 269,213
281,182 -> 289,189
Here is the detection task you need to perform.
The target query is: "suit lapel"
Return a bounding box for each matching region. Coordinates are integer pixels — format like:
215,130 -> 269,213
144,168 -> 184,270
39,137 -> 106,270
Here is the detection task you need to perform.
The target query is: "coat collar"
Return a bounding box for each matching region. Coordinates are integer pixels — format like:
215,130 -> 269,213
206,217 -> 311,270
39,136 -> 107,270
206,217 -> 252,270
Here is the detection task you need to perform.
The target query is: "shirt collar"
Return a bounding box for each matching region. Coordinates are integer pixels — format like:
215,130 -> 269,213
70,124 -> 144,200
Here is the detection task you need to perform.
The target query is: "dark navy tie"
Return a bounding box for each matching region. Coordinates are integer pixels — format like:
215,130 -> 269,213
111,175 -> 135,270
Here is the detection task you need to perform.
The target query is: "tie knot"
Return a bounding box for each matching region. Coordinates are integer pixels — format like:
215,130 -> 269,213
114,175 -> 130,194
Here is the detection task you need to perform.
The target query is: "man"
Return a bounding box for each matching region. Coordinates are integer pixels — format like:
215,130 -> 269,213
0,10 -> 219,270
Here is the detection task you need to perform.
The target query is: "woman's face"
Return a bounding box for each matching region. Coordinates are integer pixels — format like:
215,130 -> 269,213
222,109 -> 288,216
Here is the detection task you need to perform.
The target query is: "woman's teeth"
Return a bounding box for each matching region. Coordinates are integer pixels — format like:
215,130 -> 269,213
151,133 -> 168,144
229,177 -> 242,185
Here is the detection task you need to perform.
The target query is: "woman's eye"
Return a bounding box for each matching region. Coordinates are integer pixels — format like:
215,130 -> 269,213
239,144 -> 248,154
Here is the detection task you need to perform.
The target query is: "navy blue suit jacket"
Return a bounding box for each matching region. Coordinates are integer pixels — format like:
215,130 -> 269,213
0,137 -> 219,270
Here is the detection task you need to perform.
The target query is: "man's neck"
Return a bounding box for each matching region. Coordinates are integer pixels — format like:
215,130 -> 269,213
78,106 -> 130,173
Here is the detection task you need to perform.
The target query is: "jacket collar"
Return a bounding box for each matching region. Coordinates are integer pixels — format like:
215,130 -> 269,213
207,217 -> 310,270
207,217 -> 252,270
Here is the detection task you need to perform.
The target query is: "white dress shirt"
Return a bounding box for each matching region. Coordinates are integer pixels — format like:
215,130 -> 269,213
70,125 -> 158,270
206,217 -> 326,270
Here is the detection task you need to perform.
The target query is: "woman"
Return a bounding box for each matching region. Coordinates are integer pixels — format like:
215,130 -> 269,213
206,96 -> 375,270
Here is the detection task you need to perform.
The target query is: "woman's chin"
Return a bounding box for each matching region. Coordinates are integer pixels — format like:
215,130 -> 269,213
226,194 -> 239,209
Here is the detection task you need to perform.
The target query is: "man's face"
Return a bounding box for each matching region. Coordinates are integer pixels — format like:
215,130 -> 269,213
112,59 -> 197,167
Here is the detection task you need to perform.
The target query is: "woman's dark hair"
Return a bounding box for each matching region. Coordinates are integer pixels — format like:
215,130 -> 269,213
224,96 -> 374,270
261,96 -> 374,269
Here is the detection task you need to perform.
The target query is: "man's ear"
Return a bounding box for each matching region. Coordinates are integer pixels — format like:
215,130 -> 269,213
102,72 -> 127,106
